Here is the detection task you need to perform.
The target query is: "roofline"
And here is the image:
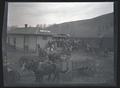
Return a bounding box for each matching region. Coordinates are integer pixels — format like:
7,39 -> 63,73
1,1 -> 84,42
7,33 -> 53,36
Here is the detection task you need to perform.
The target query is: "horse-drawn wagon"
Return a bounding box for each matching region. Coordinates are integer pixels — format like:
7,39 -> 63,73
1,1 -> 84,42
18,38 -> 72,82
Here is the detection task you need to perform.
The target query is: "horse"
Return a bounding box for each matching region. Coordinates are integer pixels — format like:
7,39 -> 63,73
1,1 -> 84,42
19,55 -> 69,82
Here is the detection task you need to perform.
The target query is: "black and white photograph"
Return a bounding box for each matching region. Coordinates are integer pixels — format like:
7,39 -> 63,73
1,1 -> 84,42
2,2 -> 115,86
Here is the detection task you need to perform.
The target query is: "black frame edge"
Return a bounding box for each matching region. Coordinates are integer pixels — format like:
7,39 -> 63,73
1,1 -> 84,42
0,0 -> 119,88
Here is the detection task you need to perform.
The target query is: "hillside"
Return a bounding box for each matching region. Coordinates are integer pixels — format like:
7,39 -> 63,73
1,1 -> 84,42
46,13 -> 113,38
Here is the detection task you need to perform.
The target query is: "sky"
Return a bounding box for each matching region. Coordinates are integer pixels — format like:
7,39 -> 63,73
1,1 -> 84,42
8,2 -> 114,27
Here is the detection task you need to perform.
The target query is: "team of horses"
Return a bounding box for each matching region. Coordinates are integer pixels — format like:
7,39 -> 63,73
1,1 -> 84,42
19,41 -> 71,82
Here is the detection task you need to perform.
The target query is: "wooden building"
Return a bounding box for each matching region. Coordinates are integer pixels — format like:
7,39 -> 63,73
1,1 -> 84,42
7,25 -> 53,52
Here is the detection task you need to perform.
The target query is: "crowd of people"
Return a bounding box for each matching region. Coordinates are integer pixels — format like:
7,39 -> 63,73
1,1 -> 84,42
45,38 -> 96,54
45,37 -> 113,57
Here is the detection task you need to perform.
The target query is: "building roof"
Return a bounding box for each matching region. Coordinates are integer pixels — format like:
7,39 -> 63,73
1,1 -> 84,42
53,34 -> 70,38
7,27 -> 53,36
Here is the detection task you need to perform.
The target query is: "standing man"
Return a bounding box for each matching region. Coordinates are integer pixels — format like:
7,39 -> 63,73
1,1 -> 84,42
38,44 -> 48,62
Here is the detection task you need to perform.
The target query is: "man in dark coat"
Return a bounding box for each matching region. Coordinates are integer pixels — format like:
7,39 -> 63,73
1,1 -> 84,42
38,45 -> 48,61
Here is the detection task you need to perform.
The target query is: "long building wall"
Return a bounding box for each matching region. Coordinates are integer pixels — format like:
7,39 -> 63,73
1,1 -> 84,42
9,36 -> 14,46
28,36 -> 37,51
37,36 -> 52,49
7,35 -> 114,52
16,35 -> 24,49
7,35 -> 51,52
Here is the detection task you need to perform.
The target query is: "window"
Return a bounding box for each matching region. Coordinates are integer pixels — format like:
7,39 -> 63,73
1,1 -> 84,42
13,37 -> 16,48
7,37 -> 10,44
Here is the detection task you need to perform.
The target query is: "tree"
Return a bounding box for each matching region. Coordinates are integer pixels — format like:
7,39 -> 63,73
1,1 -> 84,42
36,24 -> 40,27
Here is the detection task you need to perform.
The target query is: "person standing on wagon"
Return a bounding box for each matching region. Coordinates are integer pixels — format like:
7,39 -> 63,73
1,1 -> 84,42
38,44 -> 47,62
